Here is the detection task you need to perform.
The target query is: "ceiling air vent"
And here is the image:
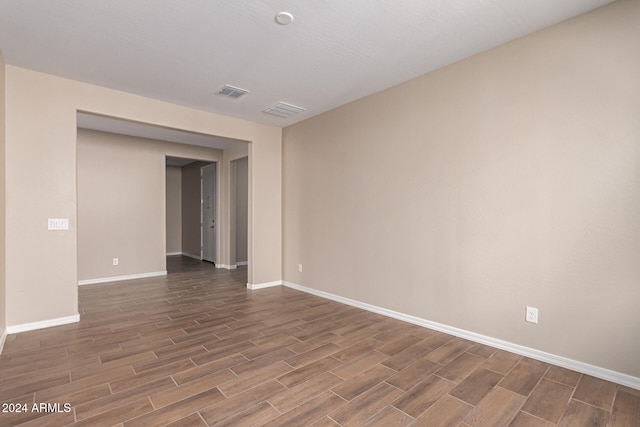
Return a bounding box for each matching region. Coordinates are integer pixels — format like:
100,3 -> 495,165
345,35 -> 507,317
217,85 -> 249,99
263,102 -> 306,118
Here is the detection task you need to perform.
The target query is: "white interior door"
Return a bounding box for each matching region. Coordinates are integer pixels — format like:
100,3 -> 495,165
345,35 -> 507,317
201,163 -> 216,263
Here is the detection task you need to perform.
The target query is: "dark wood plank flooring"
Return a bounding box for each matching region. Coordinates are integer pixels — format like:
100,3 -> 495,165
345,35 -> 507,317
0,256 -> 638,426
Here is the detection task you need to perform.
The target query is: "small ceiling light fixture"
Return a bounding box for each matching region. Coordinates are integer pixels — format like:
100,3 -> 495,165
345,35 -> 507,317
275,11 -> 294,25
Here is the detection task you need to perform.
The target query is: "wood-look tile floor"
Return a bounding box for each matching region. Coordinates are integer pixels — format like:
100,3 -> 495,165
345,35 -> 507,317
0,256 -> 638,426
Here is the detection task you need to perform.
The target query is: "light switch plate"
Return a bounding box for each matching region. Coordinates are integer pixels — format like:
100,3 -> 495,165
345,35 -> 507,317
48,218 -> 69,230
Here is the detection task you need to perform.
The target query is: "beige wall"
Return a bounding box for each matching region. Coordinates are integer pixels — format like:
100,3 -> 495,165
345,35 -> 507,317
248,133 -> 282,284
77,129 -> 220,281
165,166 -> 182,254
0,51 -> 6,337
5,66 -> 281,326
283,0 -> 640,378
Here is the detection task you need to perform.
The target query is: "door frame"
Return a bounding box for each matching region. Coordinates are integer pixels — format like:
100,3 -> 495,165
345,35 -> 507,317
201,163 -> 217,263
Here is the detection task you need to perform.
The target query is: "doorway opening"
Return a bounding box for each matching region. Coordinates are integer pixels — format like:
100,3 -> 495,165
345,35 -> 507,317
201,163 -> 216,264
166,157 -> 217,264
76,111 -> 250,286
230,156 -> 248,267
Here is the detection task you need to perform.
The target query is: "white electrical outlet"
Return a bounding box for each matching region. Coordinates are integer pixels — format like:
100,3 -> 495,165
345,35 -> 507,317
526,306 -> 538,324
113,258 -> 119,266
298,263 -> 303,273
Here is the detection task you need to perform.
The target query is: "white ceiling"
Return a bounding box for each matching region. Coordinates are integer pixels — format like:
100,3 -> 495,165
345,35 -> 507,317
0,0 -> 614,131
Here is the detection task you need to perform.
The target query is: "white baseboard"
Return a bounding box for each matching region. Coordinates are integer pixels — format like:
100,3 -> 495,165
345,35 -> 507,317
7,314 -> 80,334
0,329 -> 6,354
216,264 -> 237,270
166,252 -> 182,256
78,271 -> 167,286
217,262 -> 247,269
283,281 -> 640,391
247,280 -> 282,290
182,252 -> 202,260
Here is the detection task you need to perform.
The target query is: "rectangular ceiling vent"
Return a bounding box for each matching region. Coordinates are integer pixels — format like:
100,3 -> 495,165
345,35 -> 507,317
217,84 -> 249,99
263,102 -> 306,118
